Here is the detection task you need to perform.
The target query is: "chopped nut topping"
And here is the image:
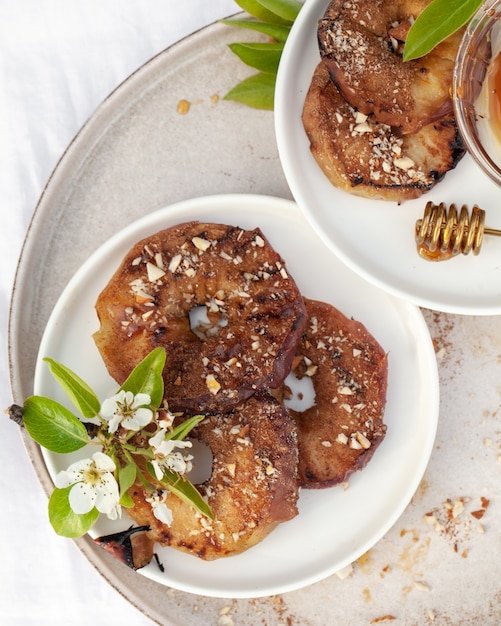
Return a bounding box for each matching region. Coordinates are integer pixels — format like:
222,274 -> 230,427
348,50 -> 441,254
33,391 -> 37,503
335,563 -> 353,579
393,156 -> 415,171
452,499 -> 464,519
424,512 -> 437,525
354,121 -> 372,133
146,262 -> 166,282
135,292 -> 154,304
192,236 -> 211,251
349,436 -> 363,450
305,364 -> 318,376
356,431 -> 372,449
206,374 -> 221,395
168,254 -> 182,272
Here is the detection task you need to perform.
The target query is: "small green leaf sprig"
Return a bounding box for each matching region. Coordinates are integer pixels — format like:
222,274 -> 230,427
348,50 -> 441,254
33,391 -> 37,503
222,0 -> 303,110
222,0 -> 484,110
15,347 -> 212,538
403,0 -> 484,61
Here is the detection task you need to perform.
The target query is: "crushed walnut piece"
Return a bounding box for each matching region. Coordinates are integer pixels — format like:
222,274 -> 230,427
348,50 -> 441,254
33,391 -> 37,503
206,374 -> 221,395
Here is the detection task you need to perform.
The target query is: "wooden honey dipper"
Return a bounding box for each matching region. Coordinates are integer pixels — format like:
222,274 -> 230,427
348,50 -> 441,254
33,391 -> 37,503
415,201 -> 501,261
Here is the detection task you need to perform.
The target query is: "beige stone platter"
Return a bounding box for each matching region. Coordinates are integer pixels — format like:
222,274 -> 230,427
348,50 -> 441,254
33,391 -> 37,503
8,17 -> 501,626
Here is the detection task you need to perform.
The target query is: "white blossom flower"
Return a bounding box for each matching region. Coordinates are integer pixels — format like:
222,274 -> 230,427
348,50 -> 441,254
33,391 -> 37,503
55,451 -> 121,520
149,428 -> 193,480
145,490 -> 173,525
100,390 -> 153,433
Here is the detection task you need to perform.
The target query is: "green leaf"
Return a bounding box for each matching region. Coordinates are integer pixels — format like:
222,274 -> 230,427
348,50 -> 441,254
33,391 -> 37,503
228,42 -> 284,73
118,463 -> 137,507
119,347 -> 166,408
163,470 -> 214,520
232,0 -> 292,25
43,357 -> 101,419
220,18 -> 290,43
168,414 -> 205,442
48,486 -> 99,538
223,72 -> 276,110
23,396 -> 89,453
119,491 -> 134,508
224,2 -> 302,111
403,0 -> 483,61
256,0 -> 302,22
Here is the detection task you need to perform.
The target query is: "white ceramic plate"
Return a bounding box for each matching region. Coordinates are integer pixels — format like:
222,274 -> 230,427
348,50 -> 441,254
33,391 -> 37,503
34,194 -> 438,598
275,0 -> 501,315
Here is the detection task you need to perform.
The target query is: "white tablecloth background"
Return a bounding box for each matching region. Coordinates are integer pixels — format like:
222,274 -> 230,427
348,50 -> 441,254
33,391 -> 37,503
0,2 -> 239,624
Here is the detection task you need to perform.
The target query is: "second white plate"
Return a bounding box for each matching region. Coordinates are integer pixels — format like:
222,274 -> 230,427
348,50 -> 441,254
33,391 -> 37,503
275,0 -> 501,315
34,194 -> 438,598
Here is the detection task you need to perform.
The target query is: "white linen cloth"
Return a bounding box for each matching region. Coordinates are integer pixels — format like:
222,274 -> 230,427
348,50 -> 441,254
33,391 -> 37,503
0,2 -> 238,624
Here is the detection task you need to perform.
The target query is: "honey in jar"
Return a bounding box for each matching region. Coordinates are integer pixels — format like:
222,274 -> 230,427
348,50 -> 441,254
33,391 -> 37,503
487,51 -> 501,142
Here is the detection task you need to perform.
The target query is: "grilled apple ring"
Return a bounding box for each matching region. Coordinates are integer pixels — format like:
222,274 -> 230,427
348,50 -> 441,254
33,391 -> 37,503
93,221 -> 307,413
302,62 -> 464,201
126,391 -> 299,560
286,298 -> 388,488
318,0 -> 464,135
